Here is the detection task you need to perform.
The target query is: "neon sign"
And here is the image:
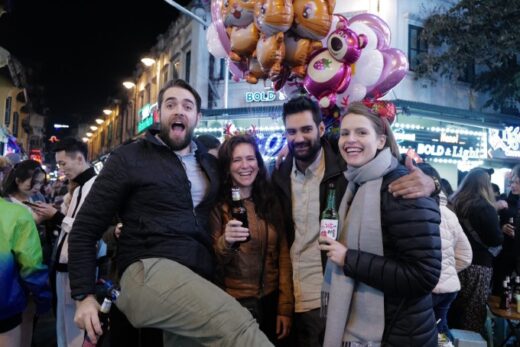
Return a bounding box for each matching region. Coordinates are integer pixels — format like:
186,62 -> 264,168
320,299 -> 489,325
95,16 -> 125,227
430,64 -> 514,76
393,123 -> 486,162
137,103 -> 159,133
245,91 -> 277,103
488,126 -> 520,158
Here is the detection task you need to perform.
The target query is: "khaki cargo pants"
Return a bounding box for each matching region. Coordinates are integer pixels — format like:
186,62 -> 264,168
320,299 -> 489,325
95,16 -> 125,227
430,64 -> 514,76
117,258 -> 273,347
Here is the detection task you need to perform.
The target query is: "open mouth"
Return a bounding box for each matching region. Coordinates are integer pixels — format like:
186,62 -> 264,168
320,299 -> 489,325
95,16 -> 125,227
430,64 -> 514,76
171,122 -> 186,132
233,10 -> 241,19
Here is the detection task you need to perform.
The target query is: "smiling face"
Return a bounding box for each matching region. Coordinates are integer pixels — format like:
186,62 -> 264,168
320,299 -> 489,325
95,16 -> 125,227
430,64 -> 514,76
284,110 -> 325,163
158,86 -> 201,152
338,113 -> 386,168
229,143 -> 259,189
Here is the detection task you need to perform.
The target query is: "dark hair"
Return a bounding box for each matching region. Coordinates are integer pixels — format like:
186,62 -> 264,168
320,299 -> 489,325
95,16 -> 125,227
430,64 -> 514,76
2,159 -> 45,196
491,183 -> 500,195
282,96 -> 322,126
52,137 -> 88,160
158,79 -> 202,113
441,178 -> 454,197
451,168 -> 495,217
342,102 -> 401,158
511,164 -> 520,180
196,134 -> 221,150
217,134 -> 283,228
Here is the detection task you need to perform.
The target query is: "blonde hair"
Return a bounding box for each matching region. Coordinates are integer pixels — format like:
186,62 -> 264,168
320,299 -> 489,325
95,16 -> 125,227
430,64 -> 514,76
341,102 -> 400,158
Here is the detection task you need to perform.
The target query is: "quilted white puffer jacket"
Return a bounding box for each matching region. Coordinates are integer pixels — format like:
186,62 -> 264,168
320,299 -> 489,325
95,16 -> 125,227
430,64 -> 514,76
433,192 -> 473,294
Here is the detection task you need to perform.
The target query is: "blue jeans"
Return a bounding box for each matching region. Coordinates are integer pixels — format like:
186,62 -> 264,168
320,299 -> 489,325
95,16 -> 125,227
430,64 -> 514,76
432,292 -> 458,340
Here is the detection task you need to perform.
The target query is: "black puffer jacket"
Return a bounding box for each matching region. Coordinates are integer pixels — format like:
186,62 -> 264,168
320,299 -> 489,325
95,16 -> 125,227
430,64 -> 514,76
69,131 -> 219,296
343,165 -> 442,347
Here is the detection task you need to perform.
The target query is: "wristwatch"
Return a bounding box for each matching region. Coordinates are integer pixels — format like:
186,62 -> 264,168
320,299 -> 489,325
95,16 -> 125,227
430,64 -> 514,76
432,176 -> 442,196
72,293 -> 89,301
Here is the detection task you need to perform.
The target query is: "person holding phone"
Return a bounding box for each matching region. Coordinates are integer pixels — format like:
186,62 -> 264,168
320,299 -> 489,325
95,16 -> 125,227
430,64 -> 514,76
1,159 -> 59,224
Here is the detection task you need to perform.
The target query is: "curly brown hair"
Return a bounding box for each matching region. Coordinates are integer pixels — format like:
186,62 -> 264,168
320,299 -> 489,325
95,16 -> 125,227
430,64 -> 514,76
217,134 -> 284,229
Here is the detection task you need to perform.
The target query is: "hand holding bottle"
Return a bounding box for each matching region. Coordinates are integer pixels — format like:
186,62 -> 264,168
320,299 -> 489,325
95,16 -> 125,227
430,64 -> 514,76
74,295 -> 102,343
224,220 -> 250,246
503,218 -> 515,237
319,237 -> 348,267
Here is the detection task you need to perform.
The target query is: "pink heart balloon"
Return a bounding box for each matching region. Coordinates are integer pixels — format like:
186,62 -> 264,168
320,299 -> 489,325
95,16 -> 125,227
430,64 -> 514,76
349,13 -> 391,50
366,48 -> 408,98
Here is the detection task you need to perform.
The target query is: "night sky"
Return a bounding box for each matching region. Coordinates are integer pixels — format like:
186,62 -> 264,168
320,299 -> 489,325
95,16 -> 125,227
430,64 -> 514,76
0,0 -> 191,137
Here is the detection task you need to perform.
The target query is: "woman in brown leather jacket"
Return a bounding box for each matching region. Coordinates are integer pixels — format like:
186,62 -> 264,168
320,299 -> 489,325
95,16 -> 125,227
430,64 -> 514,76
210,134 -> 294,345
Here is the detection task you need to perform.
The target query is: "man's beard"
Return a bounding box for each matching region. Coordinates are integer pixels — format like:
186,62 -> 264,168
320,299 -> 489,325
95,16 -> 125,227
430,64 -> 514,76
289,137 -> 321,162
159,124 -> 195,151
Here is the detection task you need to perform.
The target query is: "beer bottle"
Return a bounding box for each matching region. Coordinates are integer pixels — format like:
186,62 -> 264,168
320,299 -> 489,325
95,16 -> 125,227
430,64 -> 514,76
500,280 -> 512,310
231,187 -> 250,246
319,182 -> 339,243
82,298 -> 112,347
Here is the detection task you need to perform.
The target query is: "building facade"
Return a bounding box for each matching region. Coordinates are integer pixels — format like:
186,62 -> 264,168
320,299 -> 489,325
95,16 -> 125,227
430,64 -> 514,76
82,0 -> 519,190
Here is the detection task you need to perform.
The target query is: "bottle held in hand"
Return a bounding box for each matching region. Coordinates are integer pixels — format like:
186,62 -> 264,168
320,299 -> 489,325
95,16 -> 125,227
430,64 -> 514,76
231,187 -> 250,246
82,298 -> 112,347
319,182 -> 338,244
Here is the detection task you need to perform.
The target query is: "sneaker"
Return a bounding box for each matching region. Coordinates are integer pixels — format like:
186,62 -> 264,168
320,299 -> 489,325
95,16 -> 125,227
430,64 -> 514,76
438,333 -> 454,347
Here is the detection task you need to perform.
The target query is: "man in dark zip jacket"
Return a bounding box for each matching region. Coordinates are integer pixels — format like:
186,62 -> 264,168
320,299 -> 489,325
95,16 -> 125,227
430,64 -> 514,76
68,79 -> 272,346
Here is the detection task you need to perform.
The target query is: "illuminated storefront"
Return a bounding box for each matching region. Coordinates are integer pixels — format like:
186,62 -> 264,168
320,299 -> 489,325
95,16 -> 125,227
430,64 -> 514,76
137,103 -> 159,134
199,106 -> 285,163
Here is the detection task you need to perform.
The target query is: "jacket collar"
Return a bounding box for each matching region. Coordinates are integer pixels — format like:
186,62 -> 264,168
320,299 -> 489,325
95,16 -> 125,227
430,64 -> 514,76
144,130 -> 203,157
73,167 -> 96,186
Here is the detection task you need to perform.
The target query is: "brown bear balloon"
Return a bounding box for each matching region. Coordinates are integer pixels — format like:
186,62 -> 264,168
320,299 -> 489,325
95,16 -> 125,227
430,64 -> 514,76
292,0 -> 335,41
223,0 -> 260,62
253,0 -> 293,81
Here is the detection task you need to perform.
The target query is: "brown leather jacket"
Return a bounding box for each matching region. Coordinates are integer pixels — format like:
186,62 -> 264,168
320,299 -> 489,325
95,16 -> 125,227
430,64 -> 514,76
210,199 -> 294,317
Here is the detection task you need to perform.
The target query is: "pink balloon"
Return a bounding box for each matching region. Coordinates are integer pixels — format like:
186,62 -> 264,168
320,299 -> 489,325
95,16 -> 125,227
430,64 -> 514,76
207,23 -> 228,58
349,13 -> 391,50
366,48 -> 408,98
211,0 -> 231,53
229,60 -> 248,80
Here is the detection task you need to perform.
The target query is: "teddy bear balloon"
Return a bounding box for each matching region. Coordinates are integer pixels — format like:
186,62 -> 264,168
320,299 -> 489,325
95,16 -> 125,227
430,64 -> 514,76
253,0 -> 293,81
304,17 -> 368,109
223,0 -> 260,63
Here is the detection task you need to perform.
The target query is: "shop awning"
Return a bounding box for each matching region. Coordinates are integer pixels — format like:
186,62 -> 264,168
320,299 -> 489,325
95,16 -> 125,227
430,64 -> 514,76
394,99 -> 520,129
202,105 -> 283,119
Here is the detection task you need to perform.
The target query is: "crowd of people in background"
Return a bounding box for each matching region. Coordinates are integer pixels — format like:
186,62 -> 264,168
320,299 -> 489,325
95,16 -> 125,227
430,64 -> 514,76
0,79 -> 519,347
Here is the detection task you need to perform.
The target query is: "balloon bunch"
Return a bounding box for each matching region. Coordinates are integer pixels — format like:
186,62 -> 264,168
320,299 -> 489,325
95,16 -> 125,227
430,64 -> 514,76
300,13 -> 408,112
207,2 -> 408,130
207,0 -> 335,86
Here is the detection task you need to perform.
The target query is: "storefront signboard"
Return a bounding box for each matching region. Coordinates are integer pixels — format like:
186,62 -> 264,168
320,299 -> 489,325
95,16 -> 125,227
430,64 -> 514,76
393,123 -> 486,162
488,126 -> 520,159
137,103 -> 159,133
245,91 -> 277,103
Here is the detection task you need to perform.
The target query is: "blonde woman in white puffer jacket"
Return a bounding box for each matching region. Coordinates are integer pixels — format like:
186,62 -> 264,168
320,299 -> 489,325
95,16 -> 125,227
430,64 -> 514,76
417,164 -> 473,346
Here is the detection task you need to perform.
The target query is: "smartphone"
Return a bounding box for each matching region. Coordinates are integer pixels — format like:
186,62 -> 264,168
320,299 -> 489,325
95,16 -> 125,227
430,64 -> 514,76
22,201 -> 39,208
